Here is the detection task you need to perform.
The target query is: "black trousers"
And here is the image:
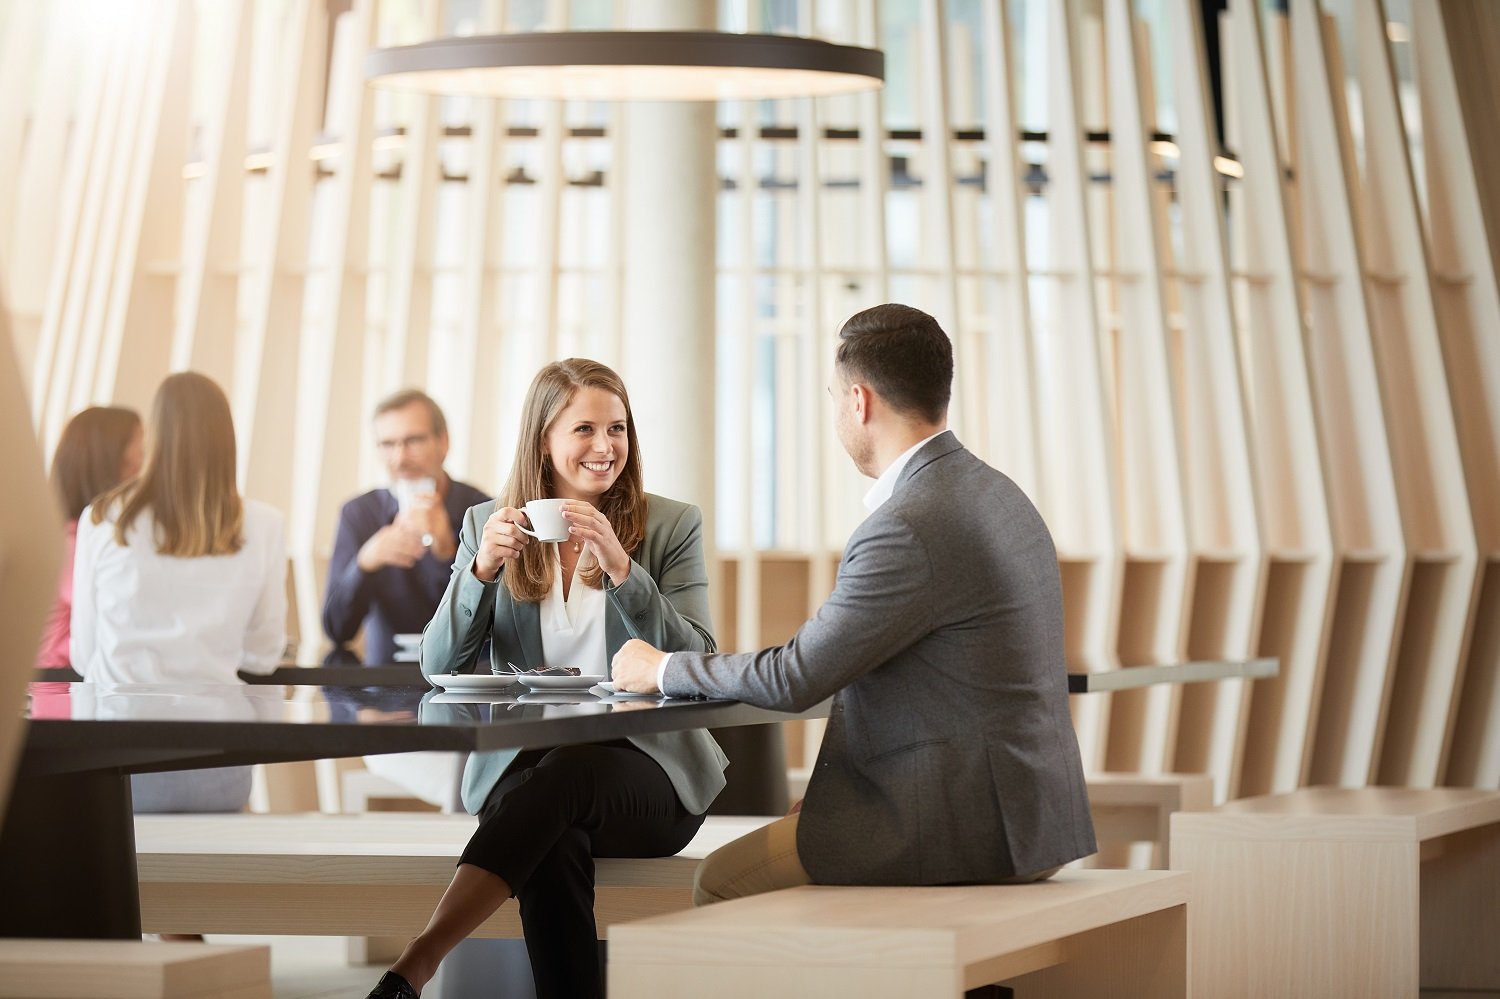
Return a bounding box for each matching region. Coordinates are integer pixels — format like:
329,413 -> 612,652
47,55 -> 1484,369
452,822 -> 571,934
459,741 -> 705,999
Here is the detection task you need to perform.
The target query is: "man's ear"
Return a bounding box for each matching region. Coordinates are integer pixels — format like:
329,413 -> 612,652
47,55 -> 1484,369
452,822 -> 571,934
850,383 -> 872,424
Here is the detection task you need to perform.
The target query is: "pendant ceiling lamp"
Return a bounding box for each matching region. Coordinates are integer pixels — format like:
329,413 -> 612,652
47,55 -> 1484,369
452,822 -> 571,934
366,30 -> 884,101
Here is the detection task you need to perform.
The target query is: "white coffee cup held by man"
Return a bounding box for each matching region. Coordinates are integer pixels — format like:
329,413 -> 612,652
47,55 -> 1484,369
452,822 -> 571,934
393,477 -> 439,547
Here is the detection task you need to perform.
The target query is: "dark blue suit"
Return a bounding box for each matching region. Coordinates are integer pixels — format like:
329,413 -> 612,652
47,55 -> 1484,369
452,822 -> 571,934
321,480 -> 489,664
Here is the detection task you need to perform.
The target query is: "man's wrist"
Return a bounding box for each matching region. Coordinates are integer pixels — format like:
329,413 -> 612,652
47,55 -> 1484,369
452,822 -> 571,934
655,651 -> 673,692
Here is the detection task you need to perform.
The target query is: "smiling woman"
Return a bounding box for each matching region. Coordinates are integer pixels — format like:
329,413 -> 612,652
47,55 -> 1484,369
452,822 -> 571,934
366,358 -> 725,999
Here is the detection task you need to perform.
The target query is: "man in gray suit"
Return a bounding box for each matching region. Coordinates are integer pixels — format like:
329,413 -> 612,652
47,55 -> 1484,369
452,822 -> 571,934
612,303 -> 1096,899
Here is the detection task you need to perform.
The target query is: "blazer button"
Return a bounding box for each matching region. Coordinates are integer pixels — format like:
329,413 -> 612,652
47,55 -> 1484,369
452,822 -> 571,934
635,612 -> 646,621
463,607 -> 472,618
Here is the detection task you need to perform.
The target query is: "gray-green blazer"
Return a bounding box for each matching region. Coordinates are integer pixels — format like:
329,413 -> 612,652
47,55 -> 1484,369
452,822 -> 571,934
420,493 -> 728,816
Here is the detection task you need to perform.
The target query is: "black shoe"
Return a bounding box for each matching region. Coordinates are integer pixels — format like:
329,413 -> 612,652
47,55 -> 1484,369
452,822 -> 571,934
367,970 -> 419,999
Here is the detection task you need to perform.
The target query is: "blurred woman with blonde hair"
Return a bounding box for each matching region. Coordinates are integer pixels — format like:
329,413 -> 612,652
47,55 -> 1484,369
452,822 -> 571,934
36,405 -> 143,668
72,371 -> 285,812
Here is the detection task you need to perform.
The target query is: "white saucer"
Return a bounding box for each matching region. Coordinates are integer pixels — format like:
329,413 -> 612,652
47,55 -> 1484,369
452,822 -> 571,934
430,672 -> 521,691
516,673 -> 609,691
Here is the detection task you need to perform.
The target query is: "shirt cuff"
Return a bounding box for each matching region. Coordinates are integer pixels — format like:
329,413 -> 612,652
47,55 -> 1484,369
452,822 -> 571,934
656,651 -> 674,693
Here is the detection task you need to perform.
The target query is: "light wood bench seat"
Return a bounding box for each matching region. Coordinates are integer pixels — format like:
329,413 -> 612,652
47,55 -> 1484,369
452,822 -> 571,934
0,940 -> 269,999
1080,772 -> 1214,868
1171,786 -> 1500,998
134,813 -> 775,939
608,869 -> 1190,998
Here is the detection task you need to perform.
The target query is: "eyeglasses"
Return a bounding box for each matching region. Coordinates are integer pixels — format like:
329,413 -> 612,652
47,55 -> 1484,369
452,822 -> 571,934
377,434 -> 434,453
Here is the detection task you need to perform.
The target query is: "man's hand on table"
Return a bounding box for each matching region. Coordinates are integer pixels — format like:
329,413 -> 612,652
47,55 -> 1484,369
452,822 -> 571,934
611,638 -> 665,694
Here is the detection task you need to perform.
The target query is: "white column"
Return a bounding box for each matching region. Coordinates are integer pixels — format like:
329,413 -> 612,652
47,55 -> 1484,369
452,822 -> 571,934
619,2 -> 718,527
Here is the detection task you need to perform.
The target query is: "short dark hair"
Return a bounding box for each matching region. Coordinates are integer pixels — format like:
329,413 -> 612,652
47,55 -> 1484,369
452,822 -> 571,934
835,304 -> 953,423
373,388 -> 447,439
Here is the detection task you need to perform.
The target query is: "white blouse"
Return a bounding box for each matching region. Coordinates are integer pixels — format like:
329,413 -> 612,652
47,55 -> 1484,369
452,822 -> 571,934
70,499 -> 287,684
538,552 -> 608,675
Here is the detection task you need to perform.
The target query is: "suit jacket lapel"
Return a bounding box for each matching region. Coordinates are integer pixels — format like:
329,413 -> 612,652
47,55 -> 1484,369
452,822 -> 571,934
502,590 -> 546,669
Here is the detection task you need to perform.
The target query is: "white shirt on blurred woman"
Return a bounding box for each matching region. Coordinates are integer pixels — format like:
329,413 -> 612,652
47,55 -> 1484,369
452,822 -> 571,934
70,498 -> 286,685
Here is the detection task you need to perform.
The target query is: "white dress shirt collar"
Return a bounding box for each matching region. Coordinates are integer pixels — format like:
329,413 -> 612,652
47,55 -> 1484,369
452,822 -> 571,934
862,431 -> 946,513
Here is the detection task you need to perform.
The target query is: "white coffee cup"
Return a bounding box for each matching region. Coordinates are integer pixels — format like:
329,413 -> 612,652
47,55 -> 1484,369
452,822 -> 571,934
392,477 -> 438,546
392,477 -> 437,512
517,498 -> 570,543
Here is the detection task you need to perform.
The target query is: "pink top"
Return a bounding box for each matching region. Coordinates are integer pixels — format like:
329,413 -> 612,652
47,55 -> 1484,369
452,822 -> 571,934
35,519 -> 77,668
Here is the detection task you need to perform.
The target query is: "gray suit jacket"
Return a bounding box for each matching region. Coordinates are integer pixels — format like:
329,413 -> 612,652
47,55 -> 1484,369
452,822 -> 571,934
421,493 -> 728,816
664,432 -> 1096,884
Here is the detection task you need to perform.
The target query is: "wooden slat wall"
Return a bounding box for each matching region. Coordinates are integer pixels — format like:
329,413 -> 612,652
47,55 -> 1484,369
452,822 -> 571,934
1417,0 -> 1500,790
1164,0 -> 1265,804
1,0 -> 1495,796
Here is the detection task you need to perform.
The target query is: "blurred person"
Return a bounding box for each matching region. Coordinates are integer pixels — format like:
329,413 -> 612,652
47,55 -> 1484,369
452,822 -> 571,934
323,390 -> 487,809
71,371 -> 285,814
322,389 -> 488,664
613,304 -> 1097,903
365,359 -> 725,999
36,406 -> 143,668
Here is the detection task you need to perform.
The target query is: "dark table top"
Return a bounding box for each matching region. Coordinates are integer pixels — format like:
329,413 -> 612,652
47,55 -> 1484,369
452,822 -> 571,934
20,679 -> 828,778
35,656 -> 1280,692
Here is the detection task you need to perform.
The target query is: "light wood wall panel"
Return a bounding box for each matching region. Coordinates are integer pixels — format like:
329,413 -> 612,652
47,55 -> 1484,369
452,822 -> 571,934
1163,0 -> 1266,804
95,0 -> 193,413
1038,0 -> 1124,773
1269,2 -> 1408,794
171,0 -> 254,389
1222,0 -> 1336,799
1415,0 -> 1500,789
239,0 -> 324,515
3,0 -> 1497,797
1343,0 -> 1478,788
1100,2 -> 1192,777
6,2 -> 85,380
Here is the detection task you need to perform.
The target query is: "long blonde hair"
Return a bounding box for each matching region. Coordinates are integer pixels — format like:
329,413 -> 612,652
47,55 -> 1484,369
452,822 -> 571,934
502,359 -> 645,603
92,372 -> 244,557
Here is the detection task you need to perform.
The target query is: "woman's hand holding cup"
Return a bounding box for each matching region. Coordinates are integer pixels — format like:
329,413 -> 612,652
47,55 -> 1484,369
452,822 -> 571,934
562,500 -> 631,585
472,506 -> 532,583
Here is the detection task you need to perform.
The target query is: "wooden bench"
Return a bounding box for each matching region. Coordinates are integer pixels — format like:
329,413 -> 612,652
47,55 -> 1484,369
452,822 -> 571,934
1171,786 -> 1500,997
1081,772 -> 1214,868
134,813 -> 776,940
790,768 -> 1214,869
0,940 -> 269,999
608,869 -> 1191,998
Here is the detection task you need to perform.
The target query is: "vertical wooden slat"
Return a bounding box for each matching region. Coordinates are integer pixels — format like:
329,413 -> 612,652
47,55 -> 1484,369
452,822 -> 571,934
239,0 -> 325,514
1100,1 -> 1193,776
0,0 -> 44,289
799,1 -> 835,621
1164,0 -> 1267,802
976,0 -> 1040,505
96,0 -> 194,410
172,0 -> 255,389
14,1 -> 100,401
381,0 -> 444,393
457,0 -> 509,491
289,0 -> 378,663
1341,0 -> 1479,788
1040,0 -> 1123,772
1415,0 -> 1500,789
36,8 -> 151,447
1274,2 -> 1407,792
1223,0 -> 1336,798
0,287 -> 65,827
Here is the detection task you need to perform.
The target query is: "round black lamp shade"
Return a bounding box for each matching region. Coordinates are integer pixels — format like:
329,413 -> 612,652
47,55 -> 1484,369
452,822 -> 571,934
366,30 -> 885,101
